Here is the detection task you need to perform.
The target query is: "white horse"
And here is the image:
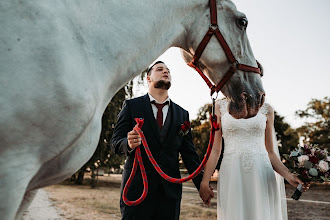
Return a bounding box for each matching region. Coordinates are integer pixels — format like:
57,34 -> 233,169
0,0 -> 264,219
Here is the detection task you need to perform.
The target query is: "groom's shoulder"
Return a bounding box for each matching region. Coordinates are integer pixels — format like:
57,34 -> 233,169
126,95 -> 146,104
171,100 -> 188,114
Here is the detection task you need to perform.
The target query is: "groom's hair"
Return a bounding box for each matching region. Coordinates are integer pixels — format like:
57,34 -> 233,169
146,61 -> 165,76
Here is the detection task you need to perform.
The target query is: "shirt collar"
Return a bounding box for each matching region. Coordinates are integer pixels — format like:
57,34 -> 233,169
148,93 -> 171,105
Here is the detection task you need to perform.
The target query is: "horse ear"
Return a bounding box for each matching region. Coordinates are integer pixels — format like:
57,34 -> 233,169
180,49 -> 194,64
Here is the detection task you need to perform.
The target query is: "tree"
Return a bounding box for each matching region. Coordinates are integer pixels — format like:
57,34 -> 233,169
191,103 -> 212,160
274,111 -> 299,158
190,102 -> 224,169
296,97 -> 330,150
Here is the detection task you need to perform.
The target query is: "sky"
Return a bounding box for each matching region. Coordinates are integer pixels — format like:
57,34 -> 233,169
133,0 -> 330,128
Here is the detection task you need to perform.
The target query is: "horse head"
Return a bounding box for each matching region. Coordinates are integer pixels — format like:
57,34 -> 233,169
180,0 -> 265,119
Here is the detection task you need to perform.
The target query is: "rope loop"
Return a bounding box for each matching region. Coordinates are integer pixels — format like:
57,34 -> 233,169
122,116 -> 219,206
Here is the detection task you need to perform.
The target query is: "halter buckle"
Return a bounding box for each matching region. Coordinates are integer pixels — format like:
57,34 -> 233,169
209,24 -> 218,31
231,60 -> 239,69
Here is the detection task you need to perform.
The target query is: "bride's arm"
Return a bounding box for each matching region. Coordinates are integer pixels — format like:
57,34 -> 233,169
265,105 -> 307,190
199,103 -> 223,205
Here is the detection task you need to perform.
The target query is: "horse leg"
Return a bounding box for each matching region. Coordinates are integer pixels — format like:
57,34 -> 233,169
15,190 -> 38,220
0,170 -> 34,220
0,163 -> 38,220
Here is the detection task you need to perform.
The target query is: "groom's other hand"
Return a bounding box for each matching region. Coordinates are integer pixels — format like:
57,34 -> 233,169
199,183 -> 214,206
127,130 -> 141,150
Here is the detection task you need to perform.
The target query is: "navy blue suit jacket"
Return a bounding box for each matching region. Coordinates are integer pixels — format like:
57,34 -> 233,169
110,94 -> 203,200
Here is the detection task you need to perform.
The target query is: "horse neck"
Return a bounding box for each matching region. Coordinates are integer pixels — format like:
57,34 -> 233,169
66,0 -> 208,104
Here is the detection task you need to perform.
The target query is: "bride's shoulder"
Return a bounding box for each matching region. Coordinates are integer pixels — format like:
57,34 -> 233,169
262,102 -> 274,116
216,98 -> 227,105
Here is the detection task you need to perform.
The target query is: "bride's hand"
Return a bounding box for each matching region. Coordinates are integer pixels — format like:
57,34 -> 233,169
199,181 -> 214,206
286,173 -> 310,192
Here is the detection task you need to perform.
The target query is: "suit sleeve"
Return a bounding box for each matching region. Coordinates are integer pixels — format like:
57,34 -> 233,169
179,112 -> 203,191
110,100 -> 134,156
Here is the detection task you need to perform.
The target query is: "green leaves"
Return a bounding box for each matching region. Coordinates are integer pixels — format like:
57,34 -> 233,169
309,168 -> 318,177
304,161 -> 313,169
290,151 -> 299,157
296,97 -> 330,150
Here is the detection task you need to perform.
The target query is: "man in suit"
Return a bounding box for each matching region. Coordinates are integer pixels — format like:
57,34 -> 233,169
110,61 -> 205,220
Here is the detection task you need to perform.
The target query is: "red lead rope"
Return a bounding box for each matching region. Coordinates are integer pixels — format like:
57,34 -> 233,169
122,116 -> 220,206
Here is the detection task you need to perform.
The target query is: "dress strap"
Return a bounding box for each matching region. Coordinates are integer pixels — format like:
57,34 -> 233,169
217,99 -> 227,116
260,102 -> 269,115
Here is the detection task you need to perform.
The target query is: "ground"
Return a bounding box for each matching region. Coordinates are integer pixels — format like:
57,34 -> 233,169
23,174 -> 330,220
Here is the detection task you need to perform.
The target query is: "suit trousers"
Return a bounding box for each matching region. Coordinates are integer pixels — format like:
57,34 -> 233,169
120,183 -> 181,220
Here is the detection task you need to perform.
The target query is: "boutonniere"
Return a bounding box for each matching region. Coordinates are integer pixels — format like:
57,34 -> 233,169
178,121 -> 191,137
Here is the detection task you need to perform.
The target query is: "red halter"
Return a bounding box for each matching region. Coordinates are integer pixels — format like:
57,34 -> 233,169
188,0 -> 262,96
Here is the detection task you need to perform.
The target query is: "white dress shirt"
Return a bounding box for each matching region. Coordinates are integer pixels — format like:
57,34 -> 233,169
148,93 -> 171,126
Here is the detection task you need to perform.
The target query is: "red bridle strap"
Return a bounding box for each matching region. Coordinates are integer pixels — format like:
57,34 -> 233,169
188,0 -> 261,95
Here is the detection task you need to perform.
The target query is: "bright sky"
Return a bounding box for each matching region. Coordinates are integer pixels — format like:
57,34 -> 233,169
133,0 -> 330,128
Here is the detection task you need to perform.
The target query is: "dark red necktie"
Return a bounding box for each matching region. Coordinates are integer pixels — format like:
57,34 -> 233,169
151,100 -> 169,129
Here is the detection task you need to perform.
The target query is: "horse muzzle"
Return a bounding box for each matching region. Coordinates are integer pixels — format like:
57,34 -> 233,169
227,91 -> 265,119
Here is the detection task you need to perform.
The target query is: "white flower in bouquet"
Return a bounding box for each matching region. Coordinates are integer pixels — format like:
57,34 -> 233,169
311,148 -> 316,155
319,160 -> 329,172
327,156 -> 330,162
298,155 -> 309,166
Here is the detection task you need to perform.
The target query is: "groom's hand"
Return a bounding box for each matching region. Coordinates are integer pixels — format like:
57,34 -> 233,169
127,130 -> 141,150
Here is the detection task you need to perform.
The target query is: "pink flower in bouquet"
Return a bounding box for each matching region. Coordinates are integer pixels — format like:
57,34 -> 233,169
327,156 -> 330,162
298,155 -> 309,166
319,160 -> 329,172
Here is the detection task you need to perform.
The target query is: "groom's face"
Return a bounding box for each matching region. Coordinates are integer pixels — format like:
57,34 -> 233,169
147,63 -> 171,90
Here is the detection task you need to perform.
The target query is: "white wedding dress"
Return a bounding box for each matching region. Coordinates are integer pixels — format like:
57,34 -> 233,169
217,99 -> 287,220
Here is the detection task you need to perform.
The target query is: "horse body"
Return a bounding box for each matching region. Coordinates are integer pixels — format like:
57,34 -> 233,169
0,0 -> 263,219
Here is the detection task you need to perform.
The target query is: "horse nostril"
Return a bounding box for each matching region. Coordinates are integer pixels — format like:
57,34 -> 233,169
242,92 -> 250,101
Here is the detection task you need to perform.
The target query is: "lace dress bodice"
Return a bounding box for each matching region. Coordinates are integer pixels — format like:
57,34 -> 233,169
218,99 -> 272,172
216,99 -> 287,220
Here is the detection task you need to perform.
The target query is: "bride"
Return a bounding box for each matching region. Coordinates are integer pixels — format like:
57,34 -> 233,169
199,99 -> 309,220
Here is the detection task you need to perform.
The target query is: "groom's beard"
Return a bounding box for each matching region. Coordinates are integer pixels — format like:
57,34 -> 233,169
154,80 -> 171,90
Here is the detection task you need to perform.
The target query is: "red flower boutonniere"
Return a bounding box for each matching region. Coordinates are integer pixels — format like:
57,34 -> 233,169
178,121 -> 191,137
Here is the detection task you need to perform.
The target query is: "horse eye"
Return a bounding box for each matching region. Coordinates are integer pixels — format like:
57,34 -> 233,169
237,17 -> 248,29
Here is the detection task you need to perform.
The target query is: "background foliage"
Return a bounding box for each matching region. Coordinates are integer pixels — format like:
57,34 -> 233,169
296,97 -> 329,150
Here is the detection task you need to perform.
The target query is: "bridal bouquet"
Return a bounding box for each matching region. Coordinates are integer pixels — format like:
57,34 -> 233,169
287,144 -> 330,200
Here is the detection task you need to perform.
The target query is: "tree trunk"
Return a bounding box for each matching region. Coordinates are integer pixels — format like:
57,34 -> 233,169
75,168 -> 85,185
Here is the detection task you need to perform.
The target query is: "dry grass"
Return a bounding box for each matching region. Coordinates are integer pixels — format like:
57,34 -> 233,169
45,175 -> 216,220
46,182 -> 122,220
45,175 -> 330,220
181,189 -> 217,220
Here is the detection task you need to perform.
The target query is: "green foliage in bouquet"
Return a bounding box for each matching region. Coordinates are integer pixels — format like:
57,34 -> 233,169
285,144 -> 330,183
